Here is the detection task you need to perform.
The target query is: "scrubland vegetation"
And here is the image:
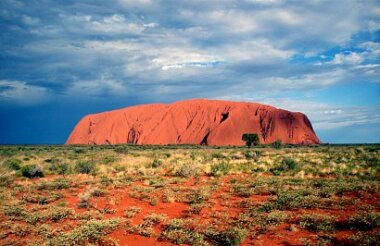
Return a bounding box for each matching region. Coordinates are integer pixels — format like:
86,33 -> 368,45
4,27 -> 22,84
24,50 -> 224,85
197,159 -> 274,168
0,144 -> 379,245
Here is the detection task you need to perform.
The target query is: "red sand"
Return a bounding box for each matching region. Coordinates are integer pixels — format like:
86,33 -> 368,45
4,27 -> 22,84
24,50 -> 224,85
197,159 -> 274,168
66,98 -> 320,145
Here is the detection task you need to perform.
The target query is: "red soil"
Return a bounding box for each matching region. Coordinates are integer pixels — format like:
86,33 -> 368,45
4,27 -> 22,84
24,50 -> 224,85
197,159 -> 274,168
6,174 -> 377,246
66,99 -> 320,145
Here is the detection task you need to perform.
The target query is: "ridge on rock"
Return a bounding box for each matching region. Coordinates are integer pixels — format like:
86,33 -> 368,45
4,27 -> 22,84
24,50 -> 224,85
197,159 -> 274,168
66,99 -> 321,145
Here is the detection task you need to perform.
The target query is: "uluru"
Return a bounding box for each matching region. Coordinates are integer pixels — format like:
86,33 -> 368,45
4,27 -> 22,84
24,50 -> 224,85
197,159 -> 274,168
66,99 -> 320,146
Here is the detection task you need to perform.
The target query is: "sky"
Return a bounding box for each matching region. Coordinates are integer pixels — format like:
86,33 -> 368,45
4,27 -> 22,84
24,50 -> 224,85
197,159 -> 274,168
0,0 -> 379,144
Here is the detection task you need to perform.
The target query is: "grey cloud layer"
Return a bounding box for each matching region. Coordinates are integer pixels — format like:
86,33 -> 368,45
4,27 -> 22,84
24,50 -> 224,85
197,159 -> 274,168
0,0 -> 379,130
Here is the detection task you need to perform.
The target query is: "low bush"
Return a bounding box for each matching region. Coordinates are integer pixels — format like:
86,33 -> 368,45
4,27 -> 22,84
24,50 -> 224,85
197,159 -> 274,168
176,164 -> 198,177
48,207 -> 73,222
3,158 -> 21,171
160,219 -> 206,245
114,145 -> 128,154
211,152 -> 226,159
271,140 -> 282,149
3,204 -> 25,218
20,164 -> 44,178
188,188 -> 209,204
127,213 -> 167,237
206,227 -> 247,246
22,193 -> 62,205
46,219 -> 120,246
244,150 -> 261,161
49,163 -> 69,176
347,231 -> 380,245
258,192 -> 320,211
0,174 -> 12,186
150,159 -> 163,168
348,212 -> 380,231
124,206 -> 142,218
280,158 -> 298,170
103,155 -> 117,164
74,161 -> 96,174
210,162 -> 231,177
271,158 -> 298,174
35,178 -> 70,190
299,214 -> 335,232
260,211 -> 288,226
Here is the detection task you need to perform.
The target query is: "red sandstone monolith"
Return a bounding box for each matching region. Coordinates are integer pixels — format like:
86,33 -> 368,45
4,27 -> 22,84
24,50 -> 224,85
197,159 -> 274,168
66,99 -> 320,145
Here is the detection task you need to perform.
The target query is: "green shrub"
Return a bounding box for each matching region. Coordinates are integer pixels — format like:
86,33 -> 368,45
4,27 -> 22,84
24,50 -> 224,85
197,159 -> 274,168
103,155 -> 117,164
188,188 -> 209,204
3,158 -> 21,171
258,192 -> 320,211
3,204 -> 25,217
176,164 -> 198,177
348,212 -> 380,231
280,158 -> 298,170
347,231 -> 380,245
142,213 -> 167,226
150,159 -> 163,168
124,206 -> 142,218
299,214 -> 335,231
35,178 -> 70,190
211,152 -> 225,159
74,148 -> 86,154
114,145 -> 128,154
44,157 -> 61,164
20,164 -> 44,178
49,163 -> 69,176
259,211 -> 288,226
271,158 -> 298,174
46,219 -> 120,246
0,174 -> 12,186
161,219 -> 207,245
74,161 -> 96,174
271,140 -> 282,149
48,207 -> 73,222
206,227 -> 247,246
22,193 -> 62,205
244,150 -> 261,161
210,162 -> 231,177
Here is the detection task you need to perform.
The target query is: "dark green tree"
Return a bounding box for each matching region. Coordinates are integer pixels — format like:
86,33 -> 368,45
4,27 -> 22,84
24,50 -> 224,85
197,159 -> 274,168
242,133 -> 260,147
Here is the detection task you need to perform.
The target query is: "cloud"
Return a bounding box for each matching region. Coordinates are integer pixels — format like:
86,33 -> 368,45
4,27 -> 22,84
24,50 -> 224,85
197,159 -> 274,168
66,75 -> 128,98
249,98 -> 380,130
59,14 -> 146,35
328,52 -> 364,65
118,0 -> 153,7
161,61 -> 225,70
21,15 -> 39,25
0,80 -> 50,105
152,48 -> 225,70
84,40 -> 141,51
246,0 -> 282,4
89,14 -> 145,34
0,0 -> 379,144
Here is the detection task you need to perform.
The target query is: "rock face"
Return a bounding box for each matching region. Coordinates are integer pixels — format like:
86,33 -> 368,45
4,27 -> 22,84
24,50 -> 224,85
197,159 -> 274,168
66,99 -> 320,145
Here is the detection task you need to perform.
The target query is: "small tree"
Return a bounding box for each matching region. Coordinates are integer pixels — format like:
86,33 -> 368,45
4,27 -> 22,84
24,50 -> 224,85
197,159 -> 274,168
242,133 -> 260,147
56,163 -> 69,176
